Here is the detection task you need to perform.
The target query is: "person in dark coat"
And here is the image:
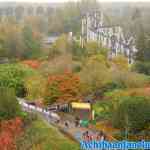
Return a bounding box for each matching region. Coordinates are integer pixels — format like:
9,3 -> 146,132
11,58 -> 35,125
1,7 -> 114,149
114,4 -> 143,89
65,121 -> 69,128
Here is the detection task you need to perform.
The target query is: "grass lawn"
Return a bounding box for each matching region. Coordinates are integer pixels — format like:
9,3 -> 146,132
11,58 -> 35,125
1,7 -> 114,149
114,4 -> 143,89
17,117 -> 80,150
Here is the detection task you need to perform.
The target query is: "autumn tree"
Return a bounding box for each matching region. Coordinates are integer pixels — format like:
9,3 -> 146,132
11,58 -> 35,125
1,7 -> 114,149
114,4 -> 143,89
49,34 -> 72,59
111,55 -> 129,71
0,20 -> 43,60
0,117 -> 23,150
44,72 -> 80,105
0,21 -> 25,59
79,54 -> 112,95
25,75 -> 46,101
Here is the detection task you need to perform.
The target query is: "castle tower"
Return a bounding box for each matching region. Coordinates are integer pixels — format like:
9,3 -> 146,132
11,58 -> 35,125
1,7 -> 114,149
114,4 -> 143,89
80,10 -> 104,47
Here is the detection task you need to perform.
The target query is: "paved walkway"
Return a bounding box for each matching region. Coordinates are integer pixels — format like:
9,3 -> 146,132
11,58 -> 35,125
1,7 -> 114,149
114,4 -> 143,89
17,98 -> 116,143
17,98 -> 88,142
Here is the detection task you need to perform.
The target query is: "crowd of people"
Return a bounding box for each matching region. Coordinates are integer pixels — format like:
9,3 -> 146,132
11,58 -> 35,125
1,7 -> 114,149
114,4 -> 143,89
52,113 -> 108,142
62,117 -> 107,141
82,130 -> 107,141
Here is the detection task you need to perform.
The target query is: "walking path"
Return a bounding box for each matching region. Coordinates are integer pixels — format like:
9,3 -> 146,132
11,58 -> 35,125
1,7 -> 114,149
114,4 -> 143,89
17,98 -> 117,144
17,98 -> 88,142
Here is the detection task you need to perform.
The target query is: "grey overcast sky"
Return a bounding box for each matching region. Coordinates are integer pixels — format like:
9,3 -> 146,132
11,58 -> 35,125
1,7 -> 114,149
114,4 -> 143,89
0,0 -> 150,2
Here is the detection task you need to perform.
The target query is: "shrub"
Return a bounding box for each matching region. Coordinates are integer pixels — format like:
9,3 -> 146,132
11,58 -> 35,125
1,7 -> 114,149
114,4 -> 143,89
0,63 -> 37,97
93,100 -> 113,120
87,54 -> 110,67
0,87 -> 21,120
111,70 -> 149,88
133,61 -> 150,75
22,60 -> 41,69
111,55 -> 129,71
49,34 -> 72,58
112,96 -> 150,133
22,113 -> 37,127
85,41 -> 100,56
71,41 -> 86,60
100,82 -> 124,94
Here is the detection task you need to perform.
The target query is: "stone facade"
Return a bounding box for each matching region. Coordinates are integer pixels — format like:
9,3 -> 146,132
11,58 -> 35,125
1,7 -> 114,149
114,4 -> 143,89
81,10 -> 137,64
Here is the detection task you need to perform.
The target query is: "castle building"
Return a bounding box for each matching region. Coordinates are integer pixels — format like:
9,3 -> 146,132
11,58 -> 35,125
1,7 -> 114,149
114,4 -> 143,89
80,10 -> 138,64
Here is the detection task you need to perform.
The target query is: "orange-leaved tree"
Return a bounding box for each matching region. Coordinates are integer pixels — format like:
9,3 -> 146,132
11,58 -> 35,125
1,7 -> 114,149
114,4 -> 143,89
44,71 -> 80,105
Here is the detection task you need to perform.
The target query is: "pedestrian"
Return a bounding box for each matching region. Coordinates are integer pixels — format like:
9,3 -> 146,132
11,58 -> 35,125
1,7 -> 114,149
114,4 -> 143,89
79,119 -> 82,127
82,131 -> 87,141
103,133 -> 107,140
57,105 -> 60,111
65,121 -> 69,128
45,107 -> 48,112
75,117 -> 80,127
97,131 -> 104,141
100,131 -> 107,141
83,131 -> 91,141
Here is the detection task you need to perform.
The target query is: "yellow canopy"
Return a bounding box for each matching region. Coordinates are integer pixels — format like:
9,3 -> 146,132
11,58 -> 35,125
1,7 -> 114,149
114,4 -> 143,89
71,102 -> 91,110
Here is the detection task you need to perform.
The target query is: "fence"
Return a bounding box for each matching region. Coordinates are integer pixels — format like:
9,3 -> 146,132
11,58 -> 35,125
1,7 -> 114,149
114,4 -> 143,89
17,98 -> 60,123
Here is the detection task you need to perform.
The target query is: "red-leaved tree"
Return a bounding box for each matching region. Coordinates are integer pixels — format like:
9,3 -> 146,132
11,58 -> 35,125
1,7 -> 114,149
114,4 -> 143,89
0,117 -> 23,150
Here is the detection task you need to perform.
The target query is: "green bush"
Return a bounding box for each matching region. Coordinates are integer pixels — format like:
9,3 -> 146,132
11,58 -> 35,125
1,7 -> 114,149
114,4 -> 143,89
93,100 -> 113,120
21,112 -> 38,127
101,82 -> 125,94
133,61 -> 150,75
111,70 -> 149,88
112,96 -> 150,133
85,41 -> 100,56
79,55 -> 112,94
71,41 -> 86,60
0,87 -> 21,120
0,63 -> 37,97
